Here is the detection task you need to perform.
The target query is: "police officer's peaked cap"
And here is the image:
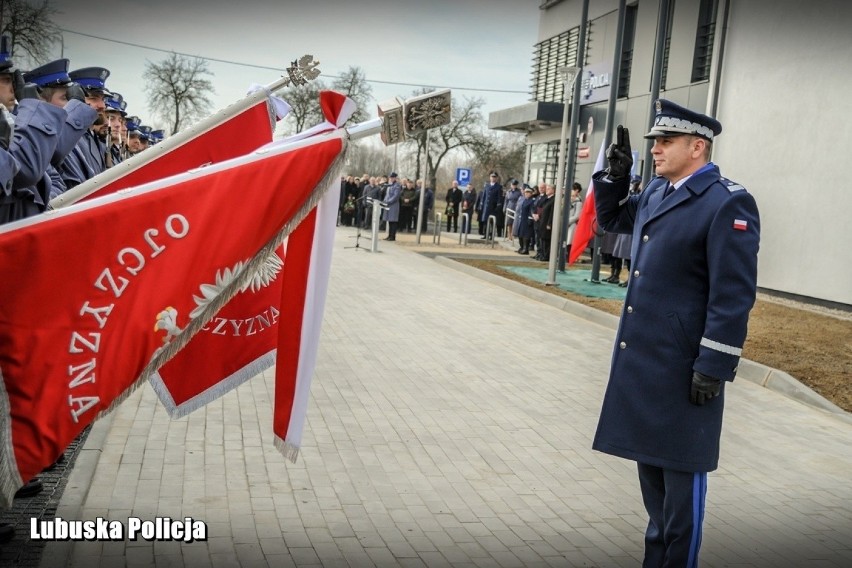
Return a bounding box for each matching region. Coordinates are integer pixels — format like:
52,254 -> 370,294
105,92 -> 127,114
644,99 -> 722,141
68,67 -> 110,91
0,34 -> 14,73
24,59 -> 72,88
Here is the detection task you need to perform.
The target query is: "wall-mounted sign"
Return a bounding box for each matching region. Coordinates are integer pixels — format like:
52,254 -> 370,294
580,62 -> 612,106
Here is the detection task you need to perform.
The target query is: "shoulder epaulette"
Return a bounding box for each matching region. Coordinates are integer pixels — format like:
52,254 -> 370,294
719,177 -> 746,193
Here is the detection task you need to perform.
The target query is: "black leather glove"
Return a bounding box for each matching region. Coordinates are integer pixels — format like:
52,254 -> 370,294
66,82 -> 86,104
690,371 -> 722,405
0,107 -> 13,150
13,69 -> 41,102
605,125 -> 633,181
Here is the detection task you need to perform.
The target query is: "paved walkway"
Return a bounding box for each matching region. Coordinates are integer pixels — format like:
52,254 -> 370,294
42,227 -> 852,567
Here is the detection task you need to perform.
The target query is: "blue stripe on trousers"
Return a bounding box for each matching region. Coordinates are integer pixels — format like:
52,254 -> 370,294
687,472 -> 707,567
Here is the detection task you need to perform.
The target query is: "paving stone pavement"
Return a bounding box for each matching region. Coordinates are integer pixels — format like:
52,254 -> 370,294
40,227 -> 852,567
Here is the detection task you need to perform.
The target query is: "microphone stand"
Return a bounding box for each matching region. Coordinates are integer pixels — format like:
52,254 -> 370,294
344,195 -> 370,251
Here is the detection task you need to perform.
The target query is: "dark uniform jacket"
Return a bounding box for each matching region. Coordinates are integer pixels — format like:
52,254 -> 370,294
382,181 -> 402,222
591,164 -> 760,472
1,100 -> 95,223
476,182 -> 502,222
58,128 -> 107,190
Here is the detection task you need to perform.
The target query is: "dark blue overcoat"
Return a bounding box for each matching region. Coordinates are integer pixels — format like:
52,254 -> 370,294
382,181 -> 402,222
591,165 -> 760,472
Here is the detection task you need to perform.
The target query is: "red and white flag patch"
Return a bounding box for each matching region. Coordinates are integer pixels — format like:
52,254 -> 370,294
733,219 -> 748,231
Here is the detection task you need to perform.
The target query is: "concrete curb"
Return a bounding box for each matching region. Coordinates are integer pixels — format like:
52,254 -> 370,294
435,256 -> 852,424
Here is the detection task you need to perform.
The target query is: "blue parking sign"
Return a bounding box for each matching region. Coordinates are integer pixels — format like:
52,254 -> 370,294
456,168 -> 472,186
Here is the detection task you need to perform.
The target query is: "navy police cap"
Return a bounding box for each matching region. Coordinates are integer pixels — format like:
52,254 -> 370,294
644,99 -> 722,141
0,34 -> 13,73
68,67 -> 110,91
105,92 -> 127,114
24,59 -> 71,88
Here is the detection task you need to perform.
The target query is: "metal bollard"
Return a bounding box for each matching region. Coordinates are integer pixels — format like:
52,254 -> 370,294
433,212 -> 442,244
459,213 -> 470,246
486,215 -> 497,248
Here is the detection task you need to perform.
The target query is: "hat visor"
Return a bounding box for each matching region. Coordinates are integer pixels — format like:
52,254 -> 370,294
644,126 -> 714,141
643,127 -> 690,139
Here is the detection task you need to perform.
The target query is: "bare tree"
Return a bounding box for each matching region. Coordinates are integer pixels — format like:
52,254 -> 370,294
405,93 -> 488,189
0,0 -> 61,67
345,140 -> 395,178
469,131 -> 527,185
330,66 -> 372,124
144,53 -> 214,134
278,79 -> 326,135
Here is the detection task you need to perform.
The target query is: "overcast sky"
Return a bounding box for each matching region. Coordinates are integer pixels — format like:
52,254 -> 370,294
51,0 -> 540,131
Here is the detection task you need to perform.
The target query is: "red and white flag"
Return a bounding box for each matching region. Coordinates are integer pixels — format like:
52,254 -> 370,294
0,131 -> 346,507
569,141 -> 607,265
149,91 -> 355,420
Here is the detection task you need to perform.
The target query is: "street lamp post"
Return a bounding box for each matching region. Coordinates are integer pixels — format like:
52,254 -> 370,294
545,65 -> 580,286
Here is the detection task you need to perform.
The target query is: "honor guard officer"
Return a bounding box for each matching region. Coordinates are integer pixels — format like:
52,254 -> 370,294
125,115 -> 145,156
137,125 -> 153,151
591,99 -> 760,567
0,46 -> 96,221
20,58 -> 98,201
104,92 -> 127,165
58,66 -> 110,189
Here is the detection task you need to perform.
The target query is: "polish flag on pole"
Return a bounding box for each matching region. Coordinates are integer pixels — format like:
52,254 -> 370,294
0,128 -> 346,507
569,141 -> 607,265
150,91 -> 355,421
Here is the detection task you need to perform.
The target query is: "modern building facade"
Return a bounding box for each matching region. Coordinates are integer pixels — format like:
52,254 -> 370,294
489,0 -> 852,306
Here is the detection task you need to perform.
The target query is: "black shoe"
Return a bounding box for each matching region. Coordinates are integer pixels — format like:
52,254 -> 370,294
15,478 -> 43,499
618,281 -> 628,287
0,523 -> 14,544
519,249 -> 529,255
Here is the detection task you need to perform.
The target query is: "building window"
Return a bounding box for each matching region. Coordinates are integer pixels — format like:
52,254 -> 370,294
618,4 -> 638,98
691,0 -> 718,82
527,142 -> 560,186
660,0 -> 676,90
531,26 -> 587,103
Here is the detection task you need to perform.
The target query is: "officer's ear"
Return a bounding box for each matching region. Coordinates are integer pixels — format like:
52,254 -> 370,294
690,136 -> 707,158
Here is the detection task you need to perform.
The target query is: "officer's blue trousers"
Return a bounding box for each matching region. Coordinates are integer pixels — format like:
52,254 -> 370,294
638,463 -> 707,568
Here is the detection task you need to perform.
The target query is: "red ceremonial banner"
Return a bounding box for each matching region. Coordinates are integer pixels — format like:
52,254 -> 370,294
150,91 -> 355,420
54,99 -> 275,205
0,132 -> 346,506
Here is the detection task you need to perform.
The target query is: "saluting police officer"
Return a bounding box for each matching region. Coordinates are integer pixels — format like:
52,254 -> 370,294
58,66 -> 110,189
591,99 -> 760,567
22,58 -> 98,202
0,50 -> 95,222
